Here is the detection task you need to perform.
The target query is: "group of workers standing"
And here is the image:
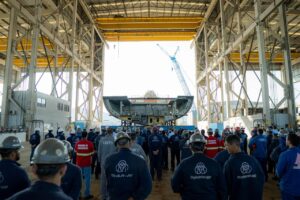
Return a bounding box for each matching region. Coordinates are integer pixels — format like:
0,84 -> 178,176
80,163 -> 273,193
0,124 -> 299,200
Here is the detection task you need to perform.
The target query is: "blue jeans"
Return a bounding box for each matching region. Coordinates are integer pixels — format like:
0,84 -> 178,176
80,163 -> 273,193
81,166 -> 91,197
281,191 -> 300,200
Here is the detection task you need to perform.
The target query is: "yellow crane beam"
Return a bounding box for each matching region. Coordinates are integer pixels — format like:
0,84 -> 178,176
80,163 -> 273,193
229,52 -> 300,64
96,17 -> 203,24
9,52 -> 300,68
96,17 -> 202,41
103,31 -> 195,41
13,57 -> 69,68
0,37 -> 54,52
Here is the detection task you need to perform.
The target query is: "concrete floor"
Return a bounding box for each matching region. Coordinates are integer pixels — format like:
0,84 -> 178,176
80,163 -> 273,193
18,142 -> 281,200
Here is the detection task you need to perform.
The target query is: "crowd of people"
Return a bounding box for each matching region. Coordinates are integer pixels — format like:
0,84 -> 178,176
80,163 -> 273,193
0,124 -> 299,200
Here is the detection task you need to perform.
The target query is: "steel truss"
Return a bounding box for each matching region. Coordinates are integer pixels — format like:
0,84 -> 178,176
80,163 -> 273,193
0,0 -> 105,131
195,0 -> 299,128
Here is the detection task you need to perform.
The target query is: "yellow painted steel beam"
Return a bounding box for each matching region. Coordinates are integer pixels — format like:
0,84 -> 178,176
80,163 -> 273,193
229,52 -> 300,64
97,17 -> 202,31
103,31 -> 196,41
13,57 -> 69,68
0,37 -> 54,52
98,23 -> 199,30
96,17 -> 203,24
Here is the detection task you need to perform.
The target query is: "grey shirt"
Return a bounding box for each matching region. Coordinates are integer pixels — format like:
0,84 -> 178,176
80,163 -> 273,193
131,142 -> 147,161
98,134 -> 117,167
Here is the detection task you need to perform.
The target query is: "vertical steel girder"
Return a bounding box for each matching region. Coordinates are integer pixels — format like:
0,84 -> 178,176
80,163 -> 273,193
255,0 -> 271,124
220,0 -> 231,119
0,8 -> 17,128
88,26 -> 95,126
25,0 -> 42,131
68,0 -> 78,122
237,7 -> 248,116
278,4 -> 297,128
204,24 -> 211,124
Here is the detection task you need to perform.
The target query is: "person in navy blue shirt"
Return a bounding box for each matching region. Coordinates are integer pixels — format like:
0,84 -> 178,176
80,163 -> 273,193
224,134 -> 264,200
214,149 -> 230,169
105,132 -> 152,200
148,126 -> 163,180
0,136 -> 30,199
29,128 -> 41,162
159,128 -> 169,170
276,133 -> 300,200
169,130 -> 182,171
8,138 -> 72,200
179,130 -> 192,161
45,129 -> 54,139
171,133 -> 226,200
56,128 -> 66,141
248,128 -> 268,181
61,140 -> 82,200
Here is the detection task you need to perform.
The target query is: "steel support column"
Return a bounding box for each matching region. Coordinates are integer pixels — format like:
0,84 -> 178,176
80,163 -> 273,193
278,3 -> 297,129
69,0 -> 78,122
220,0 -> 231,119
1,8 -> 17,128
88,26 -> 95,126
237,8 -> 248,116
255,0 -> 271,124
25,0 -> 41,133
204,24 -> 211,124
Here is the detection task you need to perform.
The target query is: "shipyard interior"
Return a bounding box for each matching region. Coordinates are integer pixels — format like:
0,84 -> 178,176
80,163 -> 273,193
0,0 -> 300,200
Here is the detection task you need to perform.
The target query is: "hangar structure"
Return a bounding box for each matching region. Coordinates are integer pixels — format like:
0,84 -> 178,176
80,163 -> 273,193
0,0 -> 300,131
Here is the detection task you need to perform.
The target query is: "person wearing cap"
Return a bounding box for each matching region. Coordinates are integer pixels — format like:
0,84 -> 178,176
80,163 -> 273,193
267,129 -> 280,174
0,136 -> 30,199
61,140 -> 82,200
238,127 -> 248,154
171,133 -> 226,200
104,132 -> 152,200
169,129 -> 182,171
276,133 -> 300,200
205,128 -> 219,158
129,132 -> 147,161
45,128 -> 54,139
224,135 -> 264,200
159,128 -> 169,170
98,127 -> 117,200
87,128 -> 98,176
56,128 -> 66,141
29,128 -> 41,162
8,138 -> 72,200
248,128 -> 268,181
148,126 -> 163,180
179,130 -> 192,161
74,131 -> 94,200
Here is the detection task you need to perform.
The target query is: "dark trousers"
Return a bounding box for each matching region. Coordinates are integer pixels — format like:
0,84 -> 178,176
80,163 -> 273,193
268,158 -> 275,173
30,147 -> 36,162
171,148 -> 180,170
150,153 -> 162,180
256,157 -> 268,181
162,146 -> 168,169
281,191 -> 300,200
91,153 -> 97,174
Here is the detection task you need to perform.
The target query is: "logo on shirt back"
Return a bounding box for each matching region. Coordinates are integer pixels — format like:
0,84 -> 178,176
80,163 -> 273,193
194,162 -> 207,175
294,153 -> 300,169
240,162 -> 252,174
116,160 -> 129,173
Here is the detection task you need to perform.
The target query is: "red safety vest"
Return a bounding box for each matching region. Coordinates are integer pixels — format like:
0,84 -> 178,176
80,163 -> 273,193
75,139 -> 94,167
205,136 -> 219,158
